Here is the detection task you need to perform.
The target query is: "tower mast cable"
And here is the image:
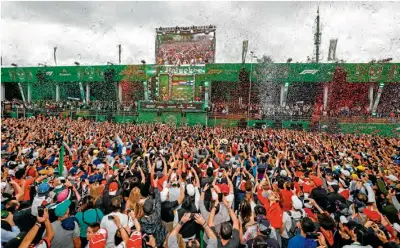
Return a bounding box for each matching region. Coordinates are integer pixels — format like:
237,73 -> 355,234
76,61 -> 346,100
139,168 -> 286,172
314,7 -> 321,63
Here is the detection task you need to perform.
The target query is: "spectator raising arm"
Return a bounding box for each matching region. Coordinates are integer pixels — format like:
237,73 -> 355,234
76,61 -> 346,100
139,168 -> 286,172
168,213 -> 191,248
222,196 -> 239,231
128,211 -> 141,232
114,215 -> 129,248
19,209 -> 54,248
194,214 -> 218,246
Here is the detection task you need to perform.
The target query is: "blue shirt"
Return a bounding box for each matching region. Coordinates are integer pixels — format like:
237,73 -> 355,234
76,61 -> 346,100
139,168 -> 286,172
288,235 -> 318,248
1,226 -> 21,244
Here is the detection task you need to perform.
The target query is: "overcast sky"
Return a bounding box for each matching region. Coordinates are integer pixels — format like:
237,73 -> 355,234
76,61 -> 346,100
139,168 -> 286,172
1,1 -> 399,67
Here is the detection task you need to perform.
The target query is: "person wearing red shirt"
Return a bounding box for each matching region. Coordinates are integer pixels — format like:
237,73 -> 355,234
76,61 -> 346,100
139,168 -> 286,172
256,179 -> 283,245
280,182 -> 294,212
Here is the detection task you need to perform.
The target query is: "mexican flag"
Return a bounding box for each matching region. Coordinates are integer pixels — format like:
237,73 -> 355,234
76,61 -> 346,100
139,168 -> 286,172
59,145 -> 65,176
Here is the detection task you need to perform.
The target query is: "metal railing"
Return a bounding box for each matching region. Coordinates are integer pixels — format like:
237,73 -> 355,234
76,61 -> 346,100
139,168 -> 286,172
319,116 -> 400,124
3,106 -> 399,125
208,113 -> 312,122
1,107 -> 138,120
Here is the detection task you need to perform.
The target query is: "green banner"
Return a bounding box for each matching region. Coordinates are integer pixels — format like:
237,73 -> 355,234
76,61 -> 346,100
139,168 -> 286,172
205,63 -> 244,81
2,63 -> 400,84
343,63 -> 400,83
59,145 -> 65,176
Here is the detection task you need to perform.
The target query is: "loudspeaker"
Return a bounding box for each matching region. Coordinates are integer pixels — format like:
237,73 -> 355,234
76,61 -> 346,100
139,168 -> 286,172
290,123 -> 303,130
238,118 -> 247,128
273,120 -> 282,129
253,122 -> 268,129
107,113 -> 113,122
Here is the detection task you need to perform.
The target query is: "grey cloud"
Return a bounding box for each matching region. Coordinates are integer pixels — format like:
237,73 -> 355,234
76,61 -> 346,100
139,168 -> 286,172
1,1 -> 399,66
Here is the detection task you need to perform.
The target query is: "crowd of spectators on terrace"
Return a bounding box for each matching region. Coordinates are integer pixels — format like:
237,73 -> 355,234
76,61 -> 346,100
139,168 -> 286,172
376,84 -> 400,118
210,101 -> 314,119
2,81 -> 400,121
1,100 -> 138,113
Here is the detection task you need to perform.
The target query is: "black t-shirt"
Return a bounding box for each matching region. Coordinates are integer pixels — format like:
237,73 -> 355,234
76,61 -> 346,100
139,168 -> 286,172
326,192 -> 346,213
310,187 -> 328,210
161,200 -> 179,223
201,176 -> 214,188
211,226 -> 240,248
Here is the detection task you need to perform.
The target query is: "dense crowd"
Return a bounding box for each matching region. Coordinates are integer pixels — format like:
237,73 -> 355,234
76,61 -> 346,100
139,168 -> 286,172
210,101 -> 313,119
156,37 -> 215,65
377,84 -> 400,118
1,100 -> 138,115
1,117 -> 400,248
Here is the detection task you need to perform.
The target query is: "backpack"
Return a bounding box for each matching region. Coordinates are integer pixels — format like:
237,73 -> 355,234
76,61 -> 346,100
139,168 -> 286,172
285,210 -> 305,238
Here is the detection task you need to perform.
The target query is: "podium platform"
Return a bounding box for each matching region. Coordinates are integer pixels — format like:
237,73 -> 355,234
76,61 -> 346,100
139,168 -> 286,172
137,100 -> 207,126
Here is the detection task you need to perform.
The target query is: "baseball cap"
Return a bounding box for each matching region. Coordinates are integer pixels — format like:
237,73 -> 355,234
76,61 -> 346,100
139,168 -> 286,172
89,228 -> 108,248
340,169 -> 351,177
155,171 -> 163,179
385,175 -> 398,182
56,189 -> 69,203
311,176 -> 323,187
143,198 -> 154,215
126,231 -> 142,248
160,188 -> 169,202
55,199 -> 71,217
257,218 -> 271,232
393,223 -> 400,233
340,215 -> 349,224
356,165 -> 365,172
363,208 -> 381,222
292,195 -> 303,210
186,184 -> 195,196
218,184 -> 230,194
88,175 -> 97,184
38,182 -> 50,194
8,170 -> 15,177
109,182 -> 119,196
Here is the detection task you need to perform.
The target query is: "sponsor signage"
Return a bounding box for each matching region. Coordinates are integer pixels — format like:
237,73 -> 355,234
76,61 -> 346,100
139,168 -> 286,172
139,101 -> 204,112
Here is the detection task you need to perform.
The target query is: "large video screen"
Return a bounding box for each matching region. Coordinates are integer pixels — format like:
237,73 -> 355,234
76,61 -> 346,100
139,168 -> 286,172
155,31 -> 215,65
171,75 -> 194,101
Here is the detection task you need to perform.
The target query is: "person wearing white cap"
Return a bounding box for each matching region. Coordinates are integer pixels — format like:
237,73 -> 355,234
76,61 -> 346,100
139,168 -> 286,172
106,150 -> 114,165
281,195 -> 306,247
385,174 -> 399,184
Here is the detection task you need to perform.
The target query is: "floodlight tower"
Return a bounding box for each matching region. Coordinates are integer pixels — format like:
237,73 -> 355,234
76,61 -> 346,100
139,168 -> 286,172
314,7 -> 322,63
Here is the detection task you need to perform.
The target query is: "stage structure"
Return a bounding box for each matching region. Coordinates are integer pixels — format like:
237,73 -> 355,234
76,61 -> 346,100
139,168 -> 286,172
2,62 -> 400,126
135,25 -> 217,125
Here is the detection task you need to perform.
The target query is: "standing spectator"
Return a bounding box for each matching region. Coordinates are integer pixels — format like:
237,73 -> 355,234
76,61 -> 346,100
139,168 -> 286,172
160,180 -> 185,232
44,199 -> 80,248
140,178 -> 168,247
209,196 -> 240,247
75,195 -> 104,248
19,209 -> 54,248
281,196 -> 307,248
100,196 -> 130,248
